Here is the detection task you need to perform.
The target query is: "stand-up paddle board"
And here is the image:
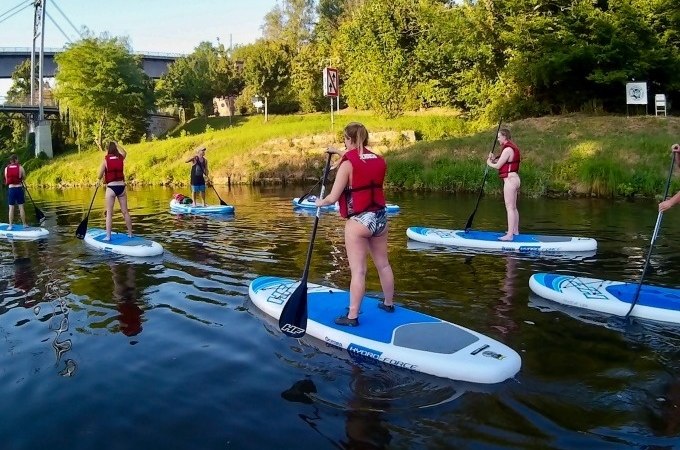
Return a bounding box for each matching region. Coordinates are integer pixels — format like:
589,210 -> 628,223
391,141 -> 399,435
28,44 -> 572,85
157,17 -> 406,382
169,199 -> 234,215
292,197 -> 400,213
249,276 -> 521,383
0,223 -> 49,240
529,273 -> 680,324
407,227 -> 597,253
84,228 -> 164,257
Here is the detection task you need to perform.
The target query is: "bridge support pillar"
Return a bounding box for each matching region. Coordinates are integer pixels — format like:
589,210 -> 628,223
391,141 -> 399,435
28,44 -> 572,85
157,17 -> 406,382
35,121 -> 53,158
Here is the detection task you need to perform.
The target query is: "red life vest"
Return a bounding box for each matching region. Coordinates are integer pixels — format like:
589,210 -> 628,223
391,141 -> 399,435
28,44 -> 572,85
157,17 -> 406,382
498,140 -> 521,179
338,148 -> 386,218
104,154 -> 125,183
5,163 -> 21,185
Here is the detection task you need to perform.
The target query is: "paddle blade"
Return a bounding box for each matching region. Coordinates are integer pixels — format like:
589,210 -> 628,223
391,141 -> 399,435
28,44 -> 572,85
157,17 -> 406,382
279,282 -> 308,338
219,198 -> 227,206
36,208 -> 46,225
75,218 -> 88,239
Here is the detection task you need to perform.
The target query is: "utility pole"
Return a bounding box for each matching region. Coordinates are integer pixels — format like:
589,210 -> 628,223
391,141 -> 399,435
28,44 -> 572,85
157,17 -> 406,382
32,0 -> 53,158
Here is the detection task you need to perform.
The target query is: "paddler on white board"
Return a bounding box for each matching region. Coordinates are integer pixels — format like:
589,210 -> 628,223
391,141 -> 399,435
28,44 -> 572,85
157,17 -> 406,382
97,141 -> 133,241
486,128 -> 521,242
315,122 -> 395,327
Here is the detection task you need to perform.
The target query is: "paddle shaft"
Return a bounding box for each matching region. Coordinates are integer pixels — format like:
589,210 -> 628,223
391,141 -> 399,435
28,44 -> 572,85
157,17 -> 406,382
21,181 -> 45,223
300,153 -> 333,282
625,151 -> 677,318
195,159 -> 227,206
464,117 -> 504,231
279,153 -> 333,337
75,184 -> 100,238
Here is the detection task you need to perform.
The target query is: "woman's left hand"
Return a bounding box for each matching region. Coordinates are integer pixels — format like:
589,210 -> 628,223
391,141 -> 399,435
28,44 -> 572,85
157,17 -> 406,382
314,199 -> 325,207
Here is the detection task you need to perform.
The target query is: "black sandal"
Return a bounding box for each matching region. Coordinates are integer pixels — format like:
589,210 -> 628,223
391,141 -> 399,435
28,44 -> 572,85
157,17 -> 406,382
378,302 -> 395,313
334,315 -> 359,326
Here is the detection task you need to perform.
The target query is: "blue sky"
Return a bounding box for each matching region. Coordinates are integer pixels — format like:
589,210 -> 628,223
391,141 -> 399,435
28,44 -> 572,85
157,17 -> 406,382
0,0 -> 279,95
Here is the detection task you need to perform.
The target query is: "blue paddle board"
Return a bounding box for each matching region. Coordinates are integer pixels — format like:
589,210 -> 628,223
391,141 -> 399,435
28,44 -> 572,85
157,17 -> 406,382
249,276 -> 521,383
529,273 -> 680,324
0,223 -> 49,240
407,227 -> 597,253
169,199 -> 234,214
84,227 -> 164,257
293,197 -> 400,213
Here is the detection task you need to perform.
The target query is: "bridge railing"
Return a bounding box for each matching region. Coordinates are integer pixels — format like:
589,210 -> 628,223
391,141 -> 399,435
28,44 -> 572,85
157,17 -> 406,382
0,47 -> 185,58
1,95 -> 58,107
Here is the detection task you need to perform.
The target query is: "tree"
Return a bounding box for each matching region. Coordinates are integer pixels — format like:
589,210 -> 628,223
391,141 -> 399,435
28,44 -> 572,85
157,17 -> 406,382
6,59 -> 32,104
235,40 -> 293,113
54,36 -> 154,150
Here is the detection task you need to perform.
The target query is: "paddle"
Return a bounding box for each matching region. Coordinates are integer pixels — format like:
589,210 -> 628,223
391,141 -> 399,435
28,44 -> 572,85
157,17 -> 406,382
297,177 -> 323,204
21,181 -> 46,225
75,184 -> 100,239
624,149 -> 677,319
209,182 -> 228,206
279,153 -> 333,338
464,117 -> 504,232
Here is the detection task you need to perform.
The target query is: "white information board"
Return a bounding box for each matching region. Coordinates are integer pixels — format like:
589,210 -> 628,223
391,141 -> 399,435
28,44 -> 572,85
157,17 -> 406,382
626,82 -> 647,105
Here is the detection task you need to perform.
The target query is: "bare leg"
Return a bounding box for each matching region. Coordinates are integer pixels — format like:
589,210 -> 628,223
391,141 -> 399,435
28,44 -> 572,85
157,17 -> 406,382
200,190 -> 206,206
104,188 -> 116,240
8,205 -> 14,229
117,193 -> 133,237
191,189 -> 197,205
499,176 -> 520,241
344,219 -> 371,320
368,227 -> 394,306
18,204 -> 27,227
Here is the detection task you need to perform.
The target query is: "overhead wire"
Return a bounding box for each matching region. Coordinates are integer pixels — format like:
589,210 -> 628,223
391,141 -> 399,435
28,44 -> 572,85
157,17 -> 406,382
46,11 -> 73,43
51,0 -> 82,38
0,0 -> 33,26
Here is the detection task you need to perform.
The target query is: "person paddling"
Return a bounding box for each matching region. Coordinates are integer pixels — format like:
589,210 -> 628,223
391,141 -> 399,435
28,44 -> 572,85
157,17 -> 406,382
97,141 -> 132,241
315,122 -> 395,327
659,144 -> 680,212
486,128 -> 521,241
186,145 -> 209,207
4,154 -> 28,230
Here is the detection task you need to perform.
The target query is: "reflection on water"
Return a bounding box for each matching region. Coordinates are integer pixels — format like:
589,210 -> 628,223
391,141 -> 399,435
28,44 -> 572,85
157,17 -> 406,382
0,186 -> 679,449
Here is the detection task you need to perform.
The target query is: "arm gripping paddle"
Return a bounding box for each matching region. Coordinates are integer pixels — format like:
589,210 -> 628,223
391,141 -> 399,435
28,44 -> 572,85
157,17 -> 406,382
279,153 -> 333,337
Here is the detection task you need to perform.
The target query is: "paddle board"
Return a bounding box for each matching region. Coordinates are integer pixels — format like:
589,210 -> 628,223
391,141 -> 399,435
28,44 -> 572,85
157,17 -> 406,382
0,223 -> 49,240
292,197 -> 401,213
407,227 -> 597,253
249,276 -> 521,383
84,227 -> 164,257
169,199 -> 234,214
529,273 -> 680,324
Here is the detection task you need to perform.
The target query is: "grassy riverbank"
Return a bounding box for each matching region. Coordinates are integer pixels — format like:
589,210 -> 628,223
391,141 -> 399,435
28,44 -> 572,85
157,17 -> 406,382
18,112 -> 680,198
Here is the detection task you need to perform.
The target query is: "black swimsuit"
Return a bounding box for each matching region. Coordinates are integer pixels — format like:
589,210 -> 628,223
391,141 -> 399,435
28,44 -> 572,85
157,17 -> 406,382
108,185 -> 126,197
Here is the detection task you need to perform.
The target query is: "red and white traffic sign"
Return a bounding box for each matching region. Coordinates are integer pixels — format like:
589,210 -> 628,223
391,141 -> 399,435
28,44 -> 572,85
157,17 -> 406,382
323,67 -> 339,98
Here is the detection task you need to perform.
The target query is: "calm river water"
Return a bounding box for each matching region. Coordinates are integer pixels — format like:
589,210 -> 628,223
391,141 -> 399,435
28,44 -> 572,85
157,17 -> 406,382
0,185 -> 679,449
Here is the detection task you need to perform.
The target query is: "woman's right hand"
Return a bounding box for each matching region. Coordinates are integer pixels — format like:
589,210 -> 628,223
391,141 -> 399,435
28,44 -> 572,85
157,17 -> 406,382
326,146 -> 340,155
672,143 -> 680,153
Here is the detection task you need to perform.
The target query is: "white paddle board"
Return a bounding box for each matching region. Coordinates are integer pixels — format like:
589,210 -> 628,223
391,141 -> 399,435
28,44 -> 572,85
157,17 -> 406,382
84,227 -> 164,257
0,223 -> 49,240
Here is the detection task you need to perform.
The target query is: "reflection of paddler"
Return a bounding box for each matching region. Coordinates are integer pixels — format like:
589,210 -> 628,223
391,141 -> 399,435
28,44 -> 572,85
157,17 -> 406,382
491,256 -> 519,336
10,240 -> 36,295
110,263 -> 143,336
344,366 -> 392,450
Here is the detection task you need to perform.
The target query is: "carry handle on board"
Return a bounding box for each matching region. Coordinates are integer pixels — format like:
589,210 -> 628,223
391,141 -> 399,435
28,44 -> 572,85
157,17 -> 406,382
464,117 -> 504,232
279,152 -> 333,338
22,181 -> 46,225
75,184 -> 100,239
625,149 -> 677,319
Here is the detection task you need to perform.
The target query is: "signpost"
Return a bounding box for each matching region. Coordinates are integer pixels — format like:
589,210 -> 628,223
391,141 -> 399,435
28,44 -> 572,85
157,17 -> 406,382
323,67 -> 338,129
626,81 -> 648,116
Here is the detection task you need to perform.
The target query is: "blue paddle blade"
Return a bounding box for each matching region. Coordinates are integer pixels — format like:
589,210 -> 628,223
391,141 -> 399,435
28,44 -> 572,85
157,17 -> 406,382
279,282 -> 308,338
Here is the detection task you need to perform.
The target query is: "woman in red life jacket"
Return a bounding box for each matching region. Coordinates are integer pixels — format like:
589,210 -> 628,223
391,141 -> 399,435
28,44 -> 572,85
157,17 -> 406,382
4,154 -> 28,230
486,128 -> 521,241
97,141 -> 132,241
185,145 -> 208,206
659,143 -> 680,212
315,122 -> 395,327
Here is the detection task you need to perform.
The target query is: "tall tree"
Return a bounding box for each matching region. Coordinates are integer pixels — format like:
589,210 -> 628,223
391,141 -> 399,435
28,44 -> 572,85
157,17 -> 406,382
54,36 -> 154,150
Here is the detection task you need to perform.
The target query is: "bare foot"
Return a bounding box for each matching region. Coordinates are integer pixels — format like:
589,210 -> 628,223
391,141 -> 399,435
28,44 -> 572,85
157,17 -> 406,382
498,233 -> 514,241
128,233 -> 133,238
103,236 -> 111,242
6,225 -> 12,230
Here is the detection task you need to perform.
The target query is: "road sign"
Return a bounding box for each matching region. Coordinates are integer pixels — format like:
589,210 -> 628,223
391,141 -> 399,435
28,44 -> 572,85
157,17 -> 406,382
323,67 -> 338,98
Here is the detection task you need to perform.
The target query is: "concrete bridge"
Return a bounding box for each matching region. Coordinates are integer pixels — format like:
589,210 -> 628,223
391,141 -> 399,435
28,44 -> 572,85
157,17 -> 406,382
0,47 -> 182,79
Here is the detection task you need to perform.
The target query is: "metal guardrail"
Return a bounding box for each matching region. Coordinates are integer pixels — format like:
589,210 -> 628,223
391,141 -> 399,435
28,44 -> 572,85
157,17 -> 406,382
0,47 -> 185,58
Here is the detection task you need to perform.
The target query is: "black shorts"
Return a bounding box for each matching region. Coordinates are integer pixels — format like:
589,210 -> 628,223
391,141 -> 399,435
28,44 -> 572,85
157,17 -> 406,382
108,185 -> 126,197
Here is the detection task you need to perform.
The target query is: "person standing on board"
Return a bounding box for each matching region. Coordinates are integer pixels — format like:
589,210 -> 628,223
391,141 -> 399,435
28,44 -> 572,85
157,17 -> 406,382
315,122 -> 395,326
486,128 -> 521,241
659,144 -> 680,212
4,154 -> 28,230
97,141 -> 132,241
186,145 -> 209,206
